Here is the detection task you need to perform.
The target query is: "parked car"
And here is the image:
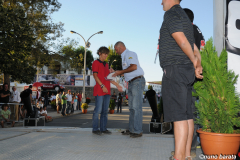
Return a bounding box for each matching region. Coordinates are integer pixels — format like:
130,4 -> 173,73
40,80 -> 65,91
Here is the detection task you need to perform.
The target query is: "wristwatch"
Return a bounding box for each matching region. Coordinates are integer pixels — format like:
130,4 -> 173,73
101,84 -> 105,88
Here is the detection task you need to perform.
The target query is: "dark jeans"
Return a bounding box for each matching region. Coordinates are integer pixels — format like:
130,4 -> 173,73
22,96 -> 32,117
44,99 -> 48,107
77,101 -> 81,110
61,104 -> 66,115
66,101 -> 71,114
117,102 -> 122,113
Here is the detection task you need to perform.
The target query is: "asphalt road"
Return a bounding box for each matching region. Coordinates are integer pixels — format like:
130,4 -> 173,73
45,102 -> 166,134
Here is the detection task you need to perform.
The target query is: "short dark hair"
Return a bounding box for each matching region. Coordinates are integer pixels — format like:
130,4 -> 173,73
183,8 -> 194,22
29,85 -> 32,89
3,83 -> 8,87
97,46 -> 109,55
2,104 -> 9,110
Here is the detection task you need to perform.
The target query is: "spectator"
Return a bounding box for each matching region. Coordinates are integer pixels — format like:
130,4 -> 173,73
0,83 -> 11,103
61,91 -> 67,116
56,91 -> 62,114
0,104 -> 15,128
21,85 -> 33,117
36,97 -> 43,109
10,86 -> 21,121
44,92 -> 49,107
77,92 -> 82,110
66,90 -> 72,115
111,92 -> 117,107
0,85 -> 2,103
117,93 -> 123,113
19,105 -> 27,120
36,88 -> 41,105
73,93 -> 78,111
39,106 -> 52,122
50,93 -> 56,101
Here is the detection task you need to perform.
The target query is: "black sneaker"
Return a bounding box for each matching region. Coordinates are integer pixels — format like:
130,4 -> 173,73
92,130 -> 102,135
102,130 -> 112,134
130,133 -> 142,138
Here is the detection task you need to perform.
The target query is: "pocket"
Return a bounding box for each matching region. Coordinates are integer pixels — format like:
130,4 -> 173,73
178,64 -> 195,85
163,65 -> 173,79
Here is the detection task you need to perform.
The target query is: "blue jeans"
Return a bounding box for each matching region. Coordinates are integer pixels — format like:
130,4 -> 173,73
128,77 -> 145,134
92,95 -> 111,132
66,101 -> 71,114
61,104 -> 66,115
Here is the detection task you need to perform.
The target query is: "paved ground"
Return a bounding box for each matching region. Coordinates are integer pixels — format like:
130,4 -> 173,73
0,102 -> 207,160
0,127 -> 205,160
45,102 -> 168,134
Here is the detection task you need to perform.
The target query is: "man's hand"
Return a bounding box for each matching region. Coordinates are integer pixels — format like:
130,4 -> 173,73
117,86 -> 123,92
109,68 -> 115,73
112,70 -> 122,77
102,86 -> 108,93
195,66 -> 203,79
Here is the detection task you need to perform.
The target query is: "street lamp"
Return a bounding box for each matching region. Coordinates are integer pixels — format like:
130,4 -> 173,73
70,30 -> 103,103
110,59 -> 116,68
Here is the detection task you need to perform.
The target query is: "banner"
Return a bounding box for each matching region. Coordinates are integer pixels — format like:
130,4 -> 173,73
35,74 -> 90,86
225,0 -> 240,93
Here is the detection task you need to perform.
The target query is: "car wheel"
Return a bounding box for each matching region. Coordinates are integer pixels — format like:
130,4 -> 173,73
55,86 -> 60,91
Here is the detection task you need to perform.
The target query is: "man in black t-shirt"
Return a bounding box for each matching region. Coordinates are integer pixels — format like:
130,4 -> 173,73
0,83 -> 11,103
183,8 -> 205,50
21,85 -> 33,117
159,0 -> 203,160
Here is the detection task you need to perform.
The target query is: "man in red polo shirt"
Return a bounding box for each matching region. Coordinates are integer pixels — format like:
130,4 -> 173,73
92,46 -> 122,135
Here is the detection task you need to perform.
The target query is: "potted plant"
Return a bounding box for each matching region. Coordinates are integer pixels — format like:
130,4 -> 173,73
109,99 -> 115,114
86,97 -> 91,104
193,39 -> 240,160
81,103 -> 89,114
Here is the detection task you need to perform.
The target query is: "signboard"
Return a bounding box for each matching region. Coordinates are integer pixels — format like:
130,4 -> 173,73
35,74 -> 91,86
225,0 -> 240,93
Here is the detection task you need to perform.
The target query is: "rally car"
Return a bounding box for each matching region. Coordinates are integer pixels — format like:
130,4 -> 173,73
40,80 -> 65,91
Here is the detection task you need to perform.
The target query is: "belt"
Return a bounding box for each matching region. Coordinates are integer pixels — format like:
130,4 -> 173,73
128,76 -> 143,83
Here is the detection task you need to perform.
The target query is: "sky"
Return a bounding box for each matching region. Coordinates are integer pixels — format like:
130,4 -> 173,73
52,0 -> 213,82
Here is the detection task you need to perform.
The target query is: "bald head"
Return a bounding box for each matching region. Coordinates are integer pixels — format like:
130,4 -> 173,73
114,41 -> 125,48
114,41 -> 126,55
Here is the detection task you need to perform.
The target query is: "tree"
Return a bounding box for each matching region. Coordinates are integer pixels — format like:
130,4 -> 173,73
0,2 -> 36,84
59,42 -> 94,74
106,45 -> 122,70
1,0 -> 64,84
148,85 -> 153,90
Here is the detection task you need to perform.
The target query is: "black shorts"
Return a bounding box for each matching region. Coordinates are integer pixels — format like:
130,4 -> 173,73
162,64 -> 195,122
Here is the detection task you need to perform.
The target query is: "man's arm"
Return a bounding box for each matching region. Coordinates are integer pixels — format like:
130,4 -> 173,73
112,64 -> 137,77
172,32 -> 203,79
110,81 -> 123,92
0,93 -> 10,98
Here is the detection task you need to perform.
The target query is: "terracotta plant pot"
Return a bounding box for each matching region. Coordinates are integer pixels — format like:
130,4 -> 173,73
109,110 -> 114,114
82,109 -> 87,114
197,129 -> 240,160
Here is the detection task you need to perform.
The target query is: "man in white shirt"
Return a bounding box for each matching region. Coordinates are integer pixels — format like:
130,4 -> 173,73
56,91 -> 62,114
10,86 -> 21,121
66,90 -> 72,115
113,41 -> 145,138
